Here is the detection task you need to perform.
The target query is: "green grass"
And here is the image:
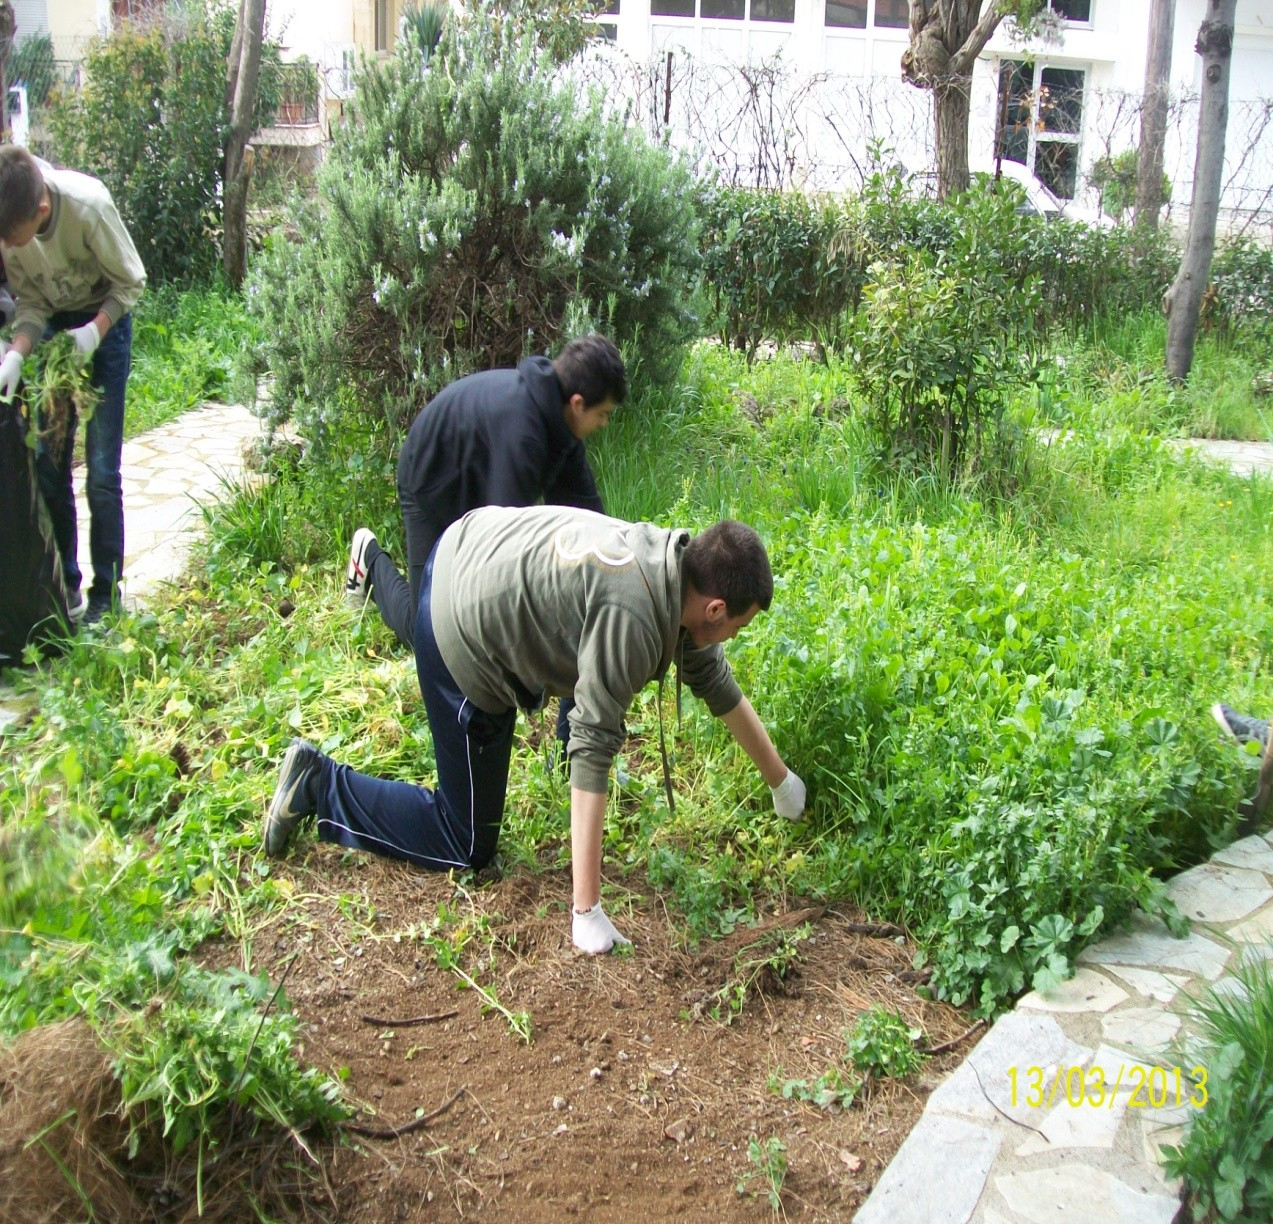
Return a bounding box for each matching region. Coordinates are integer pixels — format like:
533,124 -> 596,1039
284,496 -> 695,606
1044,311 -> 1273,441
1164,957 -> 1273,1221
126,279 -> 258,438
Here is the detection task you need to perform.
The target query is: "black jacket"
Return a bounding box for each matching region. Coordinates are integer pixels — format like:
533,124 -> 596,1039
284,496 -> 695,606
396,357 -> 604,526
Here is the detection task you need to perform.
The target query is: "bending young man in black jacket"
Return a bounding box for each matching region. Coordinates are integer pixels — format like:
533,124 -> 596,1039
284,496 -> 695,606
344,334 -> 624,651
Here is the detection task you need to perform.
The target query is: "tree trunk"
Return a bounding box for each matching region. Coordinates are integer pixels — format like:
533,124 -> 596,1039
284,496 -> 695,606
0,2 -> 16,144
901,1 -> 1009,199
1135,0 -> 1175,231
1164,0 -> 1236,383
933,82 -> 971,201
223,0 -> 267,290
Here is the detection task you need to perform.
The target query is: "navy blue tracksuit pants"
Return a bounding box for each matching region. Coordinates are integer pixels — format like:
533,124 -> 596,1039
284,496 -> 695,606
315,556 -> 517,869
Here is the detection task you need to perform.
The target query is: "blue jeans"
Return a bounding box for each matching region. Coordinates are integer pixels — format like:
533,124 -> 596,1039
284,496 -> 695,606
316,553 -> 517,870
35,312 -> 131,599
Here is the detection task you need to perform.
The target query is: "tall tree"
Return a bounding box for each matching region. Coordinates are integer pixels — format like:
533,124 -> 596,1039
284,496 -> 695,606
901,1 -> 1047,199
0,2 -> 15,142
1135,0 -> 1175,231
223,0 -> 266,289
1164,0 -> 1236,382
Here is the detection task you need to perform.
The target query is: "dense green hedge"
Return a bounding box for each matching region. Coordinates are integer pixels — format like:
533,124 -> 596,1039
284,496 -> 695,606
701,171 -> 1179,356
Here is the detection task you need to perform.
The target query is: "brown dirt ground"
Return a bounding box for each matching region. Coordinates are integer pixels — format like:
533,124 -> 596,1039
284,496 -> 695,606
216,842 -> 985,1223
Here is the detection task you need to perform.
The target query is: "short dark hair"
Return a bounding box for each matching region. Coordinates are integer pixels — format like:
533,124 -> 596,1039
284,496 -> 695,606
0,146 -> 46,240
553,334 -> 627,408
683,520 -> 773,616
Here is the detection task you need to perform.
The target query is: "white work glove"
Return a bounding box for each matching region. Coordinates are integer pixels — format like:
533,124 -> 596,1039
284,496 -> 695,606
770,769 -> 807,821
572,901 -> 631,955
69,321 -> 101,362
0,348 -> 22,400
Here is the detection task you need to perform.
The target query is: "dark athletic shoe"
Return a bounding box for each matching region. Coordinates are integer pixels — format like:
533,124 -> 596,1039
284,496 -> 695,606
344,528 -> 376,607
264,739 -> 324,856
66,588 -> 87,624
1212,702 -> 1270,749
82,589 -> 119,627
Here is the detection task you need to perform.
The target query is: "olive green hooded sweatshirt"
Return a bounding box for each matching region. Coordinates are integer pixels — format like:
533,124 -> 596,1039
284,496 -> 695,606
430,505 -> 743,794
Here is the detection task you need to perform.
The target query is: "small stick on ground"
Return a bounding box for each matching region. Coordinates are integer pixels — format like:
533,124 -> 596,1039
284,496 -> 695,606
921,1018 -> 987,1057
825,911 -> 906,938
344,1086 -> 468,1140
360,1009 -> 460,1028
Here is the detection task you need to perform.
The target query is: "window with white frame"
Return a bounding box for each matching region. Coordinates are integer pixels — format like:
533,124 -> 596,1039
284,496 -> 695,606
374,0 -> 391,52
592,0 -> 619,40
652,0 -> 793,20
1049,0 -> 1092,23
824,0 -> 866,27
873,0 -> 908,27
323,45 -> 358,98
995,60 -> 1086,199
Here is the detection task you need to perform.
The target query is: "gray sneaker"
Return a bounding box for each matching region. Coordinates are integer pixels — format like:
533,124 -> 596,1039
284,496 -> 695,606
264,739 -> 325,856
1212,703 -> 1270,749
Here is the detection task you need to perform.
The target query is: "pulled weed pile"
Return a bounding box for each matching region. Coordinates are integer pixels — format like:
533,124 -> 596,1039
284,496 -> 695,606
18,332 -> 99,459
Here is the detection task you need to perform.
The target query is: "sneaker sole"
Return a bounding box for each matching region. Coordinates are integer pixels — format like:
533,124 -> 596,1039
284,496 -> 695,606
1212,702 -> 1239,742
344,530 -> 376,606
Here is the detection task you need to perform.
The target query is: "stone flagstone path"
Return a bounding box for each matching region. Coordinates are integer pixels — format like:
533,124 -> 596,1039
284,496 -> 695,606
1,404 -> 1272,1219
85,402 -> 264,604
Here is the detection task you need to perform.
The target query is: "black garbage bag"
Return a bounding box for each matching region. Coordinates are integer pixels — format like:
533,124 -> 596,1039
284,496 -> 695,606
0,400 -> 70,664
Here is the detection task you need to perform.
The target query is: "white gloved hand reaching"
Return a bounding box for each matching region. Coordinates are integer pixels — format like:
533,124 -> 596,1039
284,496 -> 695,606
0,349 -> 22,400
770,769 -> 807,821
572,901 -> 631,955
69,321 -> 101,362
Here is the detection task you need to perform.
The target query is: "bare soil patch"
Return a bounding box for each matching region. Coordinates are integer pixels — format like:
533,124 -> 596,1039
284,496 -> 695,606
0,844 -> 981,1222
239,844 -> 980,1222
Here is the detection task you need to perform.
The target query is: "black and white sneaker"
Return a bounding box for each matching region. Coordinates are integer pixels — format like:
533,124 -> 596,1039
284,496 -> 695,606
1212,702 -> 1270,749
264,739 -> 325,856
344,528 -> 376,607
65,588 -> 87,624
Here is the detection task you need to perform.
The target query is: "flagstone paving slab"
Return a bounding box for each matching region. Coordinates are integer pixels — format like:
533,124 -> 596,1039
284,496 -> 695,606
854,1114 -> 1002,1224
993,1164 -> 1180,1224
1228,905 -> 1273,943
1099,1008 -> 1181,1053
1164,862 -> 1273,923
1101,965 -> 1190,1005
926,1011 -> 1092,1128
1077,914 -> 1231,979
1211,834 -> 1273,874
1018,967 -> 1128,1014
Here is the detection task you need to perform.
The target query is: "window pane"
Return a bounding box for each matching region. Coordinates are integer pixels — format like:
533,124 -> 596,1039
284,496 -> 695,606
1038,67 -> 1084,134
1050,0 -> 1092,21
826,0 -> 866,27
594,20 -> 618,38
652,0 -> 694,13
702,0 -> 745,17
873,0 -> 908,27
1036,140 -> 1078,199
994,61 -> 1031,165
752,0 -> 795,21
604,0 -> 620,12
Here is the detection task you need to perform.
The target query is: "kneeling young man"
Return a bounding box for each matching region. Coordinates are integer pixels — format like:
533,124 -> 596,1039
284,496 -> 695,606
266,506 -> 806,954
